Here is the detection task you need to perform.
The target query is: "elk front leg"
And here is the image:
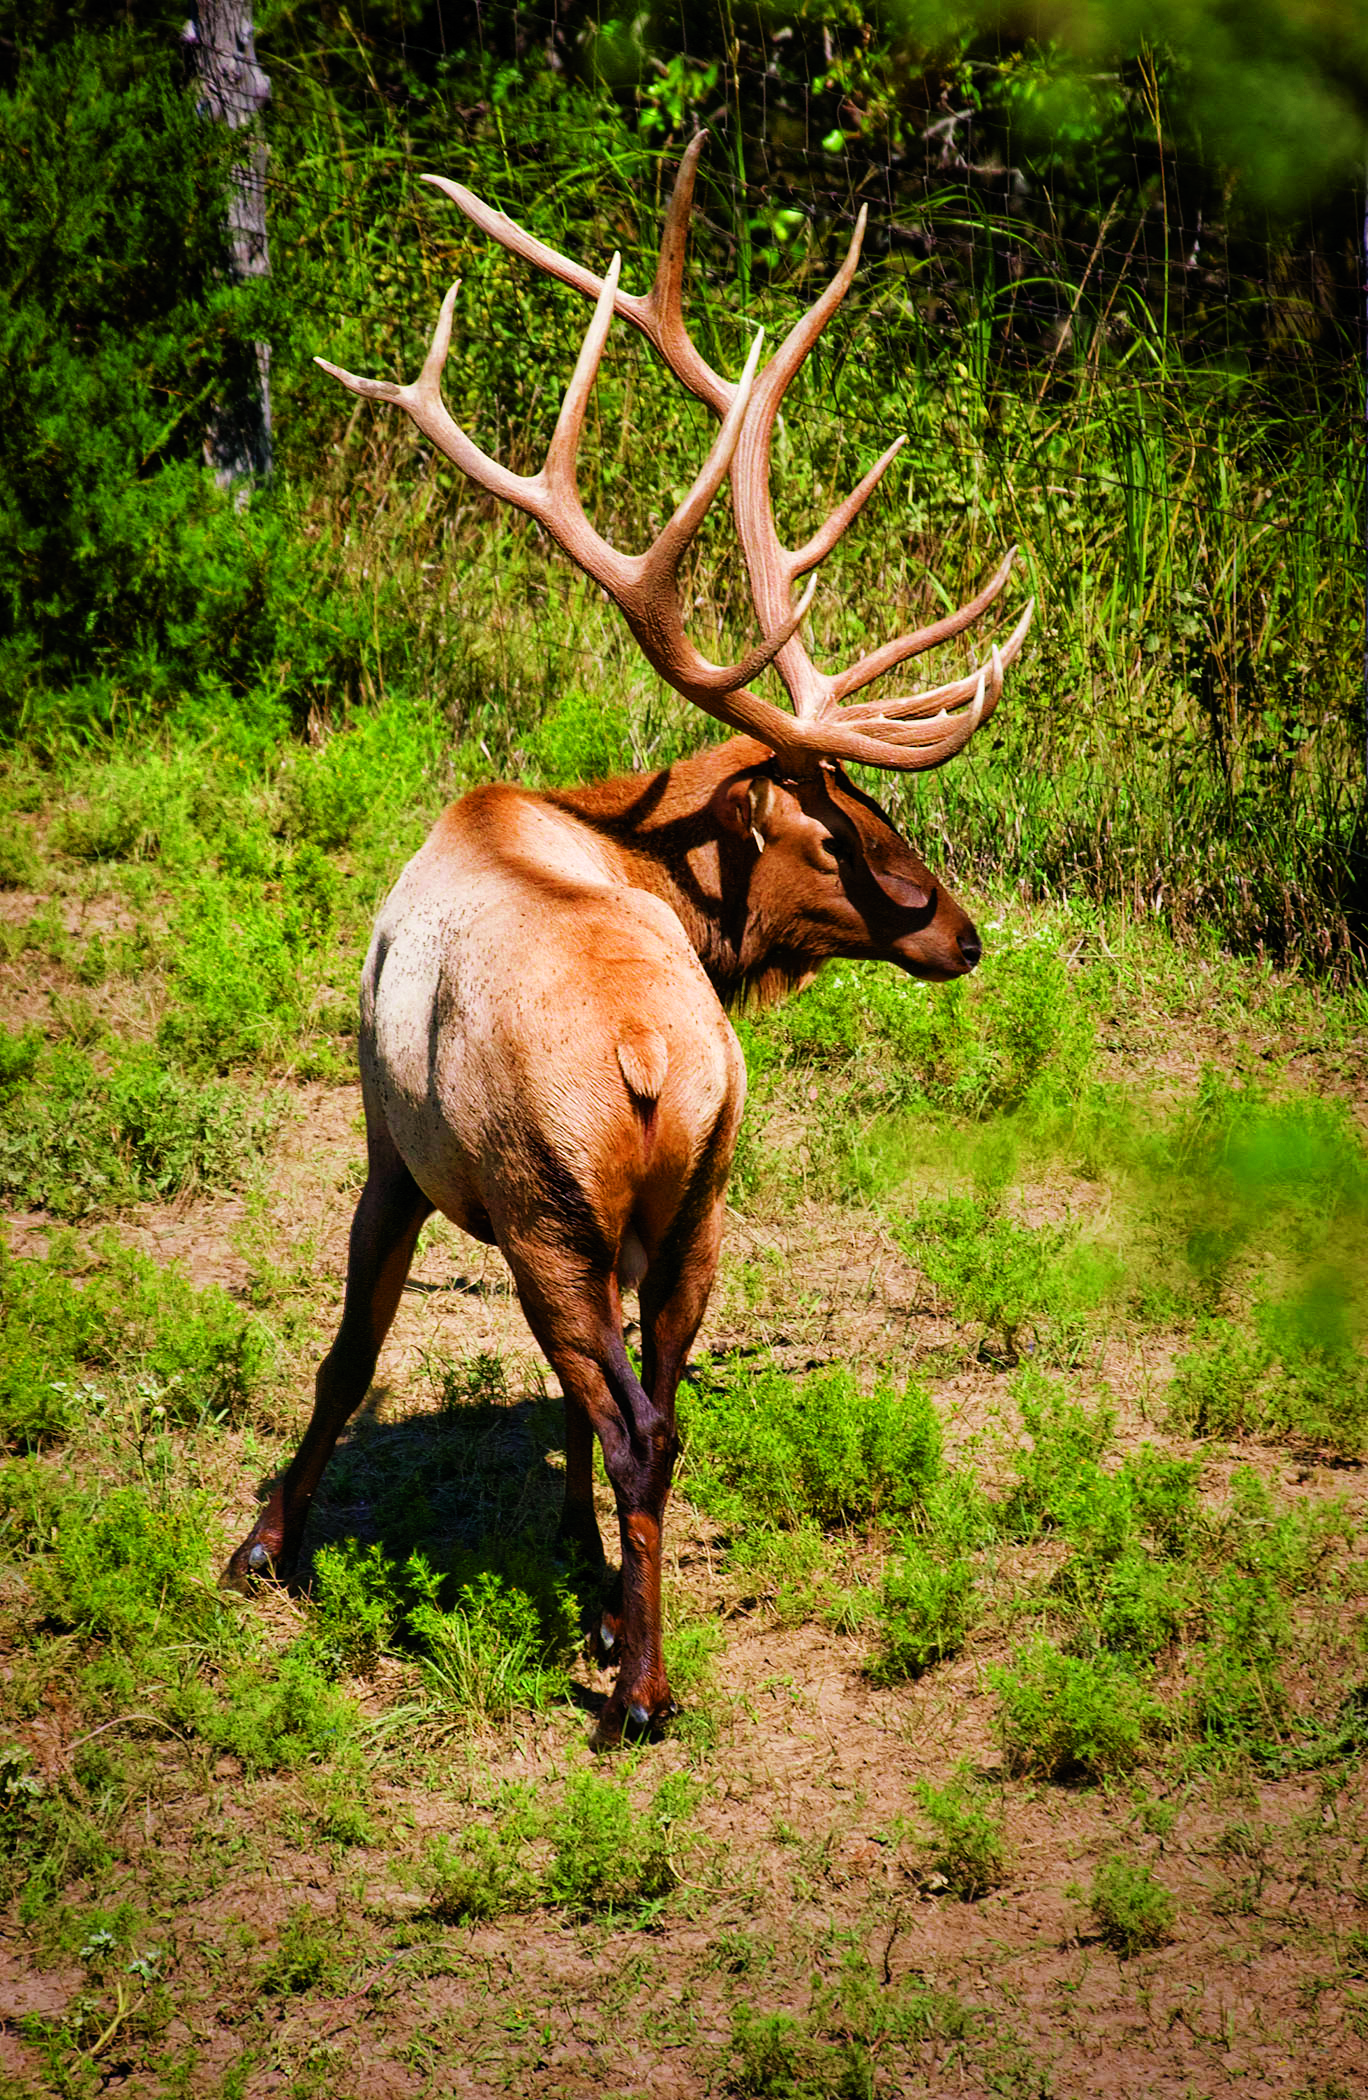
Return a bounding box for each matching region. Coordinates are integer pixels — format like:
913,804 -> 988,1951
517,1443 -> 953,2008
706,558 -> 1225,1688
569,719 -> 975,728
223,1127 -> 431,1589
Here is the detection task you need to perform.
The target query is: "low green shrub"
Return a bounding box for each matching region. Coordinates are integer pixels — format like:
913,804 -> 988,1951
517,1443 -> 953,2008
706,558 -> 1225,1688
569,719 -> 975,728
1002,1365 -> 1116,1538
178,1644 -> 359,1774
256,1904 -> 353,1997
898,1199 -> 1120,1363
1085,1855 -> 1176,1954
1091,1545 -> 1195,1663
1191,1561 -> 1292,1750
307,1539 -> 402,1677
912,1770 -> 1009,1899
680,1354 -> 942,1532
1170,1293 -> 1368,1458
869,1543 -> 977,1682
406,1551 -> 579,1724
157,879 -> 325,1073
990,1638 -> 1165,1780
423,1788 -> 542,1922
523,687 -> 635,786
32,1483 -> 218,1648
546,1769 -> 698,1915
0,1033 -> 278,1219
0,1231 -> 272,1449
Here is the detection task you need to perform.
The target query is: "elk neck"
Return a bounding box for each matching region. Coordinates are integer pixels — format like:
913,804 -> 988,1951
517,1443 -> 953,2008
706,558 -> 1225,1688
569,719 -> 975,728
545,735 -> 796,1007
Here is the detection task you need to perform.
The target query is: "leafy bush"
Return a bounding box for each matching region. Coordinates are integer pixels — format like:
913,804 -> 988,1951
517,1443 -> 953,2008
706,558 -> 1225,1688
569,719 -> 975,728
307,1540 -> 402,1678
869,1543 -> 977,1682
157,880 -> 324,1073
546,1769 -> 697,1915
1191,1561 -> 1292,1749
523,687 -> 635,786
1002,1366 -> 1117,1537
990,1639 -> 1165,1780
1085,1856 -> 1176,1955
179,1644 -> 359,1775
680,1354 -> 942,1532
32,1483 -> 218,1647
1090,1546 -> 1194,1663
912,1770 -> 1010,1899
422,1788 -> 542,1923
406,1552 -> 579,1724
1168,1318 -> 1273,1439
899,1198 -> 1120,1363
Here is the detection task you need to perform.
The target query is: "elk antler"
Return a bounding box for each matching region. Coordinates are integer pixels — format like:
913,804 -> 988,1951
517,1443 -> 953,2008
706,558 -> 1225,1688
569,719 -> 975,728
427,137 -> 1034,775
317,258 -> 817,714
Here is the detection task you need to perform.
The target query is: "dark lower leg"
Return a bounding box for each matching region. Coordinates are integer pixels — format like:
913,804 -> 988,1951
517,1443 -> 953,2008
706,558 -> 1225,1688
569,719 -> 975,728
224,1141 -> 431,1587
510,1265 -> 675,1739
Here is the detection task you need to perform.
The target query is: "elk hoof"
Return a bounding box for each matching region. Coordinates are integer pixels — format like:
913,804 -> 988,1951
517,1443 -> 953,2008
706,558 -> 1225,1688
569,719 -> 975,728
221,1535 -> 285,1594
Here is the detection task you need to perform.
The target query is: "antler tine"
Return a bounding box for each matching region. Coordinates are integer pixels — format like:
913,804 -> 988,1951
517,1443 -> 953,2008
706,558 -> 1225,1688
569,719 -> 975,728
424,144 -> 733,416
837,599 -> 1033,724
829,545 -> 1020,704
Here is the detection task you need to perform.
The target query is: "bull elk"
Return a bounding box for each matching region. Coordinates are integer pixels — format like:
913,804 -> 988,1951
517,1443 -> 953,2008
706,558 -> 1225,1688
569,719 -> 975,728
226,139 -> 1032,1742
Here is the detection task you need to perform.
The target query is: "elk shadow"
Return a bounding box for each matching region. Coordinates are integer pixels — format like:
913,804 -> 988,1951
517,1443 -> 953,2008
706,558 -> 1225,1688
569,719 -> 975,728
248,1363 -> 607,1718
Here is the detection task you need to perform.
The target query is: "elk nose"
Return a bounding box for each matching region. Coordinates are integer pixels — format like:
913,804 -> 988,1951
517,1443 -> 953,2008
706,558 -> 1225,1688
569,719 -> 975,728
957,925 -> 982,969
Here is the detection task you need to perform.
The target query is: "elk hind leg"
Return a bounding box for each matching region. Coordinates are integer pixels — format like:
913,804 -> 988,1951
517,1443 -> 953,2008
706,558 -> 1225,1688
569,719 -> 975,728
592,1183 -> 729,1664
508,1246 -> 678,1740
223,1124 -> 431,1589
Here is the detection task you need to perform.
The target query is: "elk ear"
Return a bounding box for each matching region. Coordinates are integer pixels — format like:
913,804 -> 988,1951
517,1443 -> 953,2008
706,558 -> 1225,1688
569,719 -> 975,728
710,770 -> 774,846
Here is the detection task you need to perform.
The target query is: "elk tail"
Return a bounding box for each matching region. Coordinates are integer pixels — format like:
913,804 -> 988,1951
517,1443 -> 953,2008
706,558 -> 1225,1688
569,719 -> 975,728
616,1027 -> 669,1151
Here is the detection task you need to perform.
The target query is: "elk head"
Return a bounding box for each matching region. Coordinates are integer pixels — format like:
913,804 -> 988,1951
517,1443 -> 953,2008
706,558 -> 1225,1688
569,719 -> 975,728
710,753 -> 980,989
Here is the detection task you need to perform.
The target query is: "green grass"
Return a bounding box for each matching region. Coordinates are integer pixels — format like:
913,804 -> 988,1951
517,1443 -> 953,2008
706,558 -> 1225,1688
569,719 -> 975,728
679,1356 -> 942,1533
989,1639 -> 1167,1780
0,1230 -> 273,1449
911,1770 -> 1011,1900
0,1033 -> 280,1219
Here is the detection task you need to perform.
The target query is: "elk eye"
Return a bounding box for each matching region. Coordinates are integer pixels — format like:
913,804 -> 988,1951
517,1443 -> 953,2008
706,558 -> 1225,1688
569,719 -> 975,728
823,834 -> 850,866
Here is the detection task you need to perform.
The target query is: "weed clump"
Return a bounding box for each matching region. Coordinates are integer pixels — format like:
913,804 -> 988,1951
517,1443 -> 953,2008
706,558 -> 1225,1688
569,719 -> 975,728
177,1644 -> 360,1774
912,1770 -> 1010,1899
0,1033 -> 279,1218
308,1539 -> 400,1677
33,1483 -> 219,1647
408,1554 -> 579,1724
0,1232 -> 271,1450
990,1638 -> 1165,1781
422,1788 -> 542,1923
547,1769 -> 698,1915
307,1537 -> 578,1721
1085,1855 -> 1177,1955
900,1197 -> 1120,1364
869,1542 -> 977,1682
1170,1294 -> 1368,1458
680,1354 -> 942,1532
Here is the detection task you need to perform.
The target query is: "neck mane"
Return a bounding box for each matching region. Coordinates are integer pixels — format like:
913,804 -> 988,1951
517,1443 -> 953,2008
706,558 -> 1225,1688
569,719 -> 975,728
546,736 -> 809,1009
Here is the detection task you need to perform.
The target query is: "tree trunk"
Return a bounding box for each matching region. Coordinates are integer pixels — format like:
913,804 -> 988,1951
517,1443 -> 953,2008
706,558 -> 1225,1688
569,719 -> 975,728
182,0 -> 273,492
